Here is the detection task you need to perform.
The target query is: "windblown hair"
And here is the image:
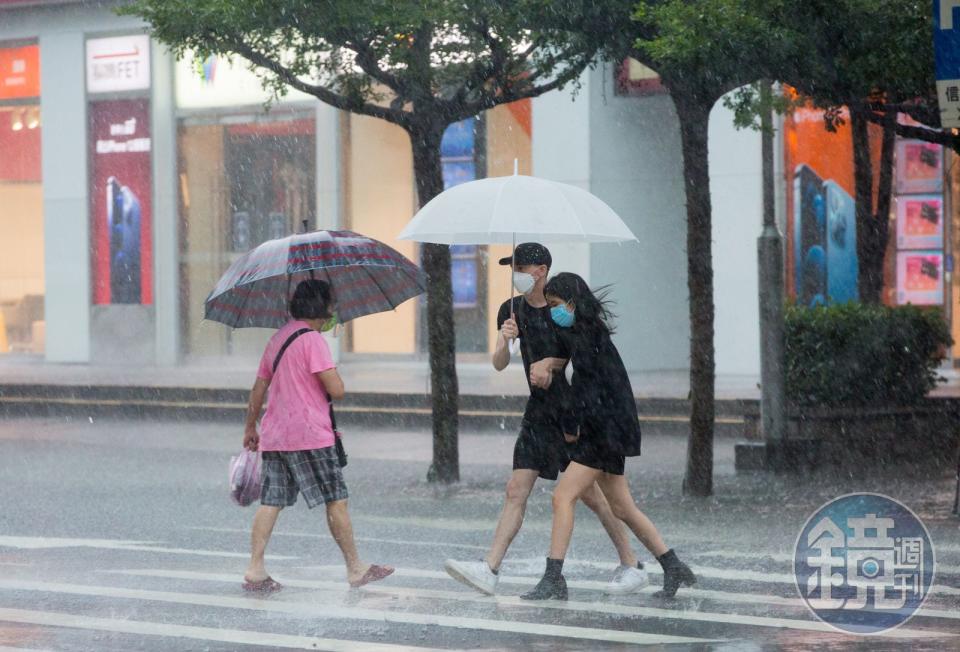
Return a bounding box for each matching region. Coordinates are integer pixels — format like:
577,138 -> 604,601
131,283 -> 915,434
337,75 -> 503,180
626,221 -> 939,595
544,272 -> 616,336
289,279 -> 334,320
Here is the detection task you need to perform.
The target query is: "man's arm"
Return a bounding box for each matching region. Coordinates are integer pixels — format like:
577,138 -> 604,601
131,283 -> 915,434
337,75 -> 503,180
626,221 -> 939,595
492,316 -> 519,371
529,357 -> 568,389
243,377 -> 270,451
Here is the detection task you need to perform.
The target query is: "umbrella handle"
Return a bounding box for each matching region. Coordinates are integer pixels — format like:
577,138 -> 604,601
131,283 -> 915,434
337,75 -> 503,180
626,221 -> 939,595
509,232 -> 516,348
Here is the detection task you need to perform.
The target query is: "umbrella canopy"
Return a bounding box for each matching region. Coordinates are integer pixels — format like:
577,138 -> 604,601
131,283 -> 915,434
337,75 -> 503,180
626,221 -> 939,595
397,174 -> 638,245
205,229 -> 426,329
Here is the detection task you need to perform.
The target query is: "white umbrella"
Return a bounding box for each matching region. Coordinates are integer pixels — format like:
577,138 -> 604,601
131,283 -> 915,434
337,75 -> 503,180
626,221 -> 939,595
398,169 -> 638,342
398,173 -> 638,245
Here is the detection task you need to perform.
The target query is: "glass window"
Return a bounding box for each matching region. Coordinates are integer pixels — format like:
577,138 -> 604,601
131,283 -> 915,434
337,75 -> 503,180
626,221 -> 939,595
178,111 -> 316,360
0,43 -> 43,355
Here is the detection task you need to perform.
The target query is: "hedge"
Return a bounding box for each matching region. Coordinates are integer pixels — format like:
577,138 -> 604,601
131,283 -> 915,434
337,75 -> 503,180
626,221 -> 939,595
785,303 -> 953,407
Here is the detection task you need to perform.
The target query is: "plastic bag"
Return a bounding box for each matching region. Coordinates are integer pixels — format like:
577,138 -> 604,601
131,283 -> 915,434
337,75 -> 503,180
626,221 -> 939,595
229,449 -> 262,506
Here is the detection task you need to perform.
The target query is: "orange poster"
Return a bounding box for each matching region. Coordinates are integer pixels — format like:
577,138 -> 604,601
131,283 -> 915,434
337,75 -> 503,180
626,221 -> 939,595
0,45 -> 40,100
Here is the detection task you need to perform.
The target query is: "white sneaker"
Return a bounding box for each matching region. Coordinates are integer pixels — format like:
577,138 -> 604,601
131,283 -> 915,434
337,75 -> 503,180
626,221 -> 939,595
605,563 -> 649,595
444,559 -> 499,595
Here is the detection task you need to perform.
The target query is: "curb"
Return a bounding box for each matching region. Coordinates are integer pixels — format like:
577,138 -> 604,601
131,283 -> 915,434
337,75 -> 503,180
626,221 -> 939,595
0,383 -> 754,435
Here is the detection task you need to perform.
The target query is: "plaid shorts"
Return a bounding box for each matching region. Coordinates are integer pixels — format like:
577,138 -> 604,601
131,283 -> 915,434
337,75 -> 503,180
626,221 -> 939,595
260,447 -> 348,509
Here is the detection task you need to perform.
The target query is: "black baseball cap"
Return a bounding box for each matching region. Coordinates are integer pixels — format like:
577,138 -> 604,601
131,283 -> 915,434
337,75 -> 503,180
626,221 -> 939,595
498,242 -> 552,268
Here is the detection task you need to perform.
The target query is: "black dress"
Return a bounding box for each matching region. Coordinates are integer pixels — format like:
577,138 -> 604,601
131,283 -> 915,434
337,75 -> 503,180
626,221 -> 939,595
561,326 -> 641,475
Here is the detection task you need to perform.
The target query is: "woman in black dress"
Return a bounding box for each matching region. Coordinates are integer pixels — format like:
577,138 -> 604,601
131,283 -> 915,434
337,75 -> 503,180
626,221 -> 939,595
521,272 -> 696,600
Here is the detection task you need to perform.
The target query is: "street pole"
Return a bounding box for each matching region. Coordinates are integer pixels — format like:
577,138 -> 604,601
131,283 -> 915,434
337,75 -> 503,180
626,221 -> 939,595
757,80 -> 787,461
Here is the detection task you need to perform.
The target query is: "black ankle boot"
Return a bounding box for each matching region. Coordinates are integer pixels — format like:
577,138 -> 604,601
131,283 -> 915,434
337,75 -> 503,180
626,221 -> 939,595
521,573 -> 568,600
654,549 -> 696,598
521,557 -> 568,601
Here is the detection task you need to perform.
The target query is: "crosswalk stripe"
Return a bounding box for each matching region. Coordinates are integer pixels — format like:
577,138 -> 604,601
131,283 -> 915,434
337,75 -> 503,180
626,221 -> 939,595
304,560 -> 960,602
302,563 -> 960,620
110,568 -> 957,639
699,549 -> 960,577
0,607 -> 445,652
0,536 -> 296,561
0,579 -> 719,646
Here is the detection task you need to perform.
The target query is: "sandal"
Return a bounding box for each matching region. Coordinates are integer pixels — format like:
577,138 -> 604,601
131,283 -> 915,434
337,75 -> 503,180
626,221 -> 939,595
242,576 -> 283,593
349,564 -> 395,588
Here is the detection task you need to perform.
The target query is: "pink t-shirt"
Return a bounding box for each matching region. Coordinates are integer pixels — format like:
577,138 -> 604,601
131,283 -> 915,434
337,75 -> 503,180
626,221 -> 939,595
256,320 -> 337,452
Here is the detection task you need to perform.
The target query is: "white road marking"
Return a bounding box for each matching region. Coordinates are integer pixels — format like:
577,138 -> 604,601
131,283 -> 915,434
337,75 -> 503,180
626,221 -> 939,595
699,549 -> 960,576
0,536 -> 295,560
0,579 -> 719,646
110,568 -> 958,640
187,525 -> 488,552
0,536 -> 155,549
307,559 -> 960,599
0,607 -> 445,652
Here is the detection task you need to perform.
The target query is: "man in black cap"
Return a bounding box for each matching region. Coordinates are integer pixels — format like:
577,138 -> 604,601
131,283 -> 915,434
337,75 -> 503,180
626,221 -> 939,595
443,243 -> 647,597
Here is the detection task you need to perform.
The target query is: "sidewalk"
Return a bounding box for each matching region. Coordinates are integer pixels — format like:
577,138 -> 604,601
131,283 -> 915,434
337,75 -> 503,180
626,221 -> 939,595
3,353 -> 959,433
0,352 -> 767,399
3,352 -> 960,398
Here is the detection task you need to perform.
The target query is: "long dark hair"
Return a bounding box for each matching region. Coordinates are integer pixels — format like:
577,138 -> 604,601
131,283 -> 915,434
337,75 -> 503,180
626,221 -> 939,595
544,272 -> 616,336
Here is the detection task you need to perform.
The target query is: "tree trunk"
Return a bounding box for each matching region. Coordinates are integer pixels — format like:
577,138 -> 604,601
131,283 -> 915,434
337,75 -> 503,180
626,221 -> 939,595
872,110 -> 896,302
674,95 -> 715,497
850,106 -> 888,304
409,122 -> 460,483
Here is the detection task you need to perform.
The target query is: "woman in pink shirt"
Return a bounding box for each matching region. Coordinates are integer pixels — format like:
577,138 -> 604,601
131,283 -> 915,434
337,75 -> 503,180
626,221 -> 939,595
241,279 -> 393,591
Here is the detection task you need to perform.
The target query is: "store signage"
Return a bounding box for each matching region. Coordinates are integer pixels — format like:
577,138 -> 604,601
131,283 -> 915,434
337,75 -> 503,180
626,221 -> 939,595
0,44 -> 40,100
175,50 -> 311,108
90,99 -> 153,305
86,35 -> 151,94
934,0 -> 960,127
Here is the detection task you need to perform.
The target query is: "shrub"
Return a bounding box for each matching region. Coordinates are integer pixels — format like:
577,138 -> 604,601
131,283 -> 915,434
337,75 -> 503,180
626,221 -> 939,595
785,303 -> 953,407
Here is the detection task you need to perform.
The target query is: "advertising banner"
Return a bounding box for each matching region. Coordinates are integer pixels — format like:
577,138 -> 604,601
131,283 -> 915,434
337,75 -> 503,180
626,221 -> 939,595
896,251 -> 944,305
90,98 -> 153,305
895,140 -> 943,194
896,195 -> 944,250
443,117 -> 480,309
785,105 -> 866,306
0,44 -> 39,100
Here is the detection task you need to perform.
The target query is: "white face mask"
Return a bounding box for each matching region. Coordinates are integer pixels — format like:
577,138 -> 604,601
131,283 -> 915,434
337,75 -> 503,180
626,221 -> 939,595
513,271 -> 536,295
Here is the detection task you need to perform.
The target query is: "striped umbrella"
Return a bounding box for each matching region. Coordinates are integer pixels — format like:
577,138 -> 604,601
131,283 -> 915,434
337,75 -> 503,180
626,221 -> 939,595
205,229 -> 427,329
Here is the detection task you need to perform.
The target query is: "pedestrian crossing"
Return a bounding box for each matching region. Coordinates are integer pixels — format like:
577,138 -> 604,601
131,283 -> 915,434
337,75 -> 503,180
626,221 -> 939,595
0,541 -> 957,650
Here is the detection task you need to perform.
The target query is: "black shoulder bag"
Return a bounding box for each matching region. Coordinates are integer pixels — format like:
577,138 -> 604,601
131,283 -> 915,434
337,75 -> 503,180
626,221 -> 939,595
272,328 -> 348,467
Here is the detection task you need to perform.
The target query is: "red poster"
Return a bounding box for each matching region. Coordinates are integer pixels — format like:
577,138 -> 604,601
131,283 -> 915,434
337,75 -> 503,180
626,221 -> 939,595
90,99 -> 153,305
0,45 -> 40,100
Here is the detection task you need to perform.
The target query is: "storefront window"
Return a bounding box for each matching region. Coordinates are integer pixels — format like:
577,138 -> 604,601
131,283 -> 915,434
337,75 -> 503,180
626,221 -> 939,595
178,111 -> 316,360
0,43 -> 43,355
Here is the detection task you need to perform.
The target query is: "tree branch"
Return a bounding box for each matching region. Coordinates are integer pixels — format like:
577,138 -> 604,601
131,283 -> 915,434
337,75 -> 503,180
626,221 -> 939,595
348,38 -> 416,104
228,38 -> 411,127
861,109 -> 960,152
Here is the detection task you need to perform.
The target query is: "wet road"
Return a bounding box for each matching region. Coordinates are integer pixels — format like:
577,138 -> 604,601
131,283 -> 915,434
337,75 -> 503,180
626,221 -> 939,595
0,416 -> 957,650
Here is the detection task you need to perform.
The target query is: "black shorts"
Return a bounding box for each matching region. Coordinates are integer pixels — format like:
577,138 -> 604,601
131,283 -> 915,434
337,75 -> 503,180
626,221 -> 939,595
260,447 -> 348,508
512,420 -> 571,480
570,437 -> 626,476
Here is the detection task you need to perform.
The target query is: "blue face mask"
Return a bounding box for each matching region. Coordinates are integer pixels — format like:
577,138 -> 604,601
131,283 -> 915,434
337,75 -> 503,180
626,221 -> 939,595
550,304 -> 575,328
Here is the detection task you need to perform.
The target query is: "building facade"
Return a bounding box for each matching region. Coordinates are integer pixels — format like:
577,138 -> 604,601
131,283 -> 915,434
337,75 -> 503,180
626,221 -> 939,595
3,1 -> 951,378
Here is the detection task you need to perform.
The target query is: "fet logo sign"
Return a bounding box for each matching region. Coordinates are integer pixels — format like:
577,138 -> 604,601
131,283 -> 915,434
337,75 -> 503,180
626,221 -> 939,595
86,35 -> 151,94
